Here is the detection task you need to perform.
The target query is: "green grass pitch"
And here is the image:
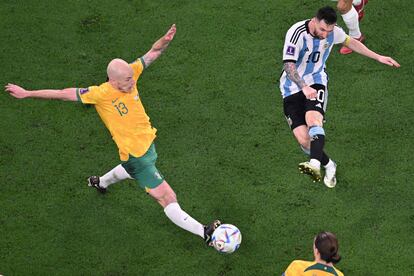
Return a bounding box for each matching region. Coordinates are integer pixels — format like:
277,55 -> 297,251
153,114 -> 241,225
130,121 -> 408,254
1,0 -> 413,275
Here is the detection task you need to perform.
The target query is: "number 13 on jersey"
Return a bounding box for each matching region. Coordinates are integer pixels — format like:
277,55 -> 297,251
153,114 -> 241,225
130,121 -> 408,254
113,102 -> 128,116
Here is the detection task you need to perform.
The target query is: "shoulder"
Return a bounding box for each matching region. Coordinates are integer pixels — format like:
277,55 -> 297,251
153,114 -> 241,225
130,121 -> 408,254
87,83 -> 108,94
331,25 -> 347,43
91,82 -> 113,98
292,259 -> 312,266
288,20 -> 307,31
333,25 -> 346,34
130,58 -> 145,80
285,20 -> 308,44
286,260 -> 310,269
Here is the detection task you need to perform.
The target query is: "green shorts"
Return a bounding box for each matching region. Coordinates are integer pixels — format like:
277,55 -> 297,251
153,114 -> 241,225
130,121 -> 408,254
121,143 -> 164,190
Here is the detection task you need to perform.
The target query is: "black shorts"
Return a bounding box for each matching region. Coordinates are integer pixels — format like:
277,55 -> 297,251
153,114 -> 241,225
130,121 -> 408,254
283,84 -> 328,130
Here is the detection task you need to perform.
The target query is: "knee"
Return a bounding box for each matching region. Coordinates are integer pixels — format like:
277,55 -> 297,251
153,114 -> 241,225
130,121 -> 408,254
337,0 -> 353,14
158,187 -> 177,207
149,180 -> 177,207
163,190 -> 177,206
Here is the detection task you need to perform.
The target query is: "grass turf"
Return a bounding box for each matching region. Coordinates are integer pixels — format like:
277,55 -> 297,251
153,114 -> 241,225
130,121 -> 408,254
1,0 -> 413,275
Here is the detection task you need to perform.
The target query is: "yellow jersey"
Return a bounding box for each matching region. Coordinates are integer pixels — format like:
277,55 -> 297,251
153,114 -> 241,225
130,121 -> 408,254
77,58 -> 156,161
283,260 -> 344,276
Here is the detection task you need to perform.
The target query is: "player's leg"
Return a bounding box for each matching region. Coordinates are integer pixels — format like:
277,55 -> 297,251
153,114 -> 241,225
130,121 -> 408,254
353,0 -> 368,21
292,125 -> 310,153
294,125 -> 336,186
299,84 -> 333,182
297,118 -> 336,186
147,180 -> 219,243
88,164 -> 133,193
147,180 -> 204,239
324,159 -> 337,188
298,110 -> 324,181
338,0 -> 365,55
292,126 -> 331,164
284,92 -> 309,153
285,89 -> 336,184
126,144 -> 220,243
149,180 -> 205,236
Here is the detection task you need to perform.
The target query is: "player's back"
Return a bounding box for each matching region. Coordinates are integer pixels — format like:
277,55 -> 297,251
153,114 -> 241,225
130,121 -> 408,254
282,260 -> 344,276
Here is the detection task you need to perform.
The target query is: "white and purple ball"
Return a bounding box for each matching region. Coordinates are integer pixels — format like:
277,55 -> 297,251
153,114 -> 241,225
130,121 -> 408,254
211,224 -> 242,253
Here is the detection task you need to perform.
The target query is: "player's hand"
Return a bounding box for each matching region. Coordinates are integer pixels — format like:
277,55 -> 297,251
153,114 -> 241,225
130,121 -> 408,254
378,56 -> 400,67
4,83 -> 29,99
164,24 -> 176,42
302,85 -> 317,100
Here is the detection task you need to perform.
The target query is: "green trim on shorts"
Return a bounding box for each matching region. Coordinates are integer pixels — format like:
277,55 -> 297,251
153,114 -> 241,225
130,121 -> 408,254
121,143 -> 164,189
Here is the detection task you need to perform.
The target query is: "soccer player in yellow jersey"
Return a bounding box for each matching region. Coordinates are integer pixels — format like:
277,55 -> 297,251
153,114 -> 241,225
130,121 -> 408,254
5,24 -> 221,246
282,232 -> 344,276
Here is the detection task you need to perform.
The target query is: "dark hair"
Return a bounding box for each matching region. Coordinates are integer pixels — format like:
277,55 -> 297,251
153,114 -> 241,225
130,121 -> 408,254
316,6 -> 337,25
315,232 -> 341,264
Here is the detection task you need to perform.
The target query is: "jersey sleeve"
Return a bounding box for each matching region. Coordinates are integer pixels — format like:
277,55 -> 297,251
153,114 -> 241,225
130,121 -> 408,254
130,57 -> 145,81
282,24 -> 304,62
76,86 -> 104,104
333,26 -> 347,44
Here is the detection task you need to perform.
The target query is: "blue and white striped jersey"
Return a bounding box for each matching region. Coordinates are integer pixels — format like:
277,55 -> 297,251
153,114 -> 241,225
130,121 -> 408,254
279,20 -> 347,98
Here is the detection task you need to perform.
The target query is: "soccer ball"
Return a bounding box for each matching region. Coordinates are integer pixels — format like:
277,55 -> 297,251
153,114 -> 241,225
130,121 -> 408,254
211,224 -> 242,253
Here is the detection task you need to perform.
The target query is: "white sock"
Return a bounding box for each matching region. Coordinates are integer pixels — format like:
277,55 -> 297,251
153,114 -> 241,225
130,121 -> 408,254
324,159 -> 335,169
100,164 -> 133,188
309,158 -> 321,169
341,6 -> 361,38
164,202 -> 204,238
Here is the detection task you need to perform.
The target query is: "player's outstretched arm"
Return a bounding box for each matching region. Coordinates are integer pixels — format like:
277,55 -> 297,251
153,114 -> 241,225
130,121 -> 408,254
346,38 -> 401,67
5,83 -> 78,101
141,24 -> 176,68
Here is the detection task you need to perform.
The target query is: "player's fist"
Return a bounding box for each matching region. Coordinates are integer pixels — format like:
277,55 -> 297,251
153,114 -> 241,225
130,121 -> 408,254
4,83 -> 29,99
164,24 -> 176,41
302,85 -> 317,100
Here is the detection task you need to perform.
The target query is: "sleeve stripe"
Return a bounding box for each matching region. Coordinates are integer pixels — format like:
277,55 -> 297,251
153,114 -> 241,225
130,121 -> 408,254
290,25 -> 306,44
76,88 -> 81,102
139,57 -> 146,69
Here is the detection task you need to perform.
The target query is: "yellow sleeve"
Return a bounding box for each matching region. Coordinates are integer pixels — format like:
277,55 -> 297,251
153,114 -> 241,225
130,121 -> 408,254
130,57 -> 145,81
76,86 -> 104,105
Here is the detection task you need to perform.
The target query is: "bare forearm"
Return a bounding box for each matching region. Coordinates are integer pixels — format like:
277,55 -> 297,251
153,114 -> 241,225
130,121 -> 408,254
284,62 -> 306,89
347,38 -> 380,61
152,35 -> 171,53
143,37 -> 171,66
5,83 -> 77,101
346,38 -> 400,67
142,24 -> 176,67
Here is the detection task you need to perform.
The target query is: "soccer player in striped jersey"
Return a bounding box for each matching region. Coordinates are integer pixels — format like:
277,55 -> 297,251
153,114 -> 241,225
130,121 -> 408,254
282,232 -> 343,276
5,24 -> 221,246
279,6 -> 399,187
